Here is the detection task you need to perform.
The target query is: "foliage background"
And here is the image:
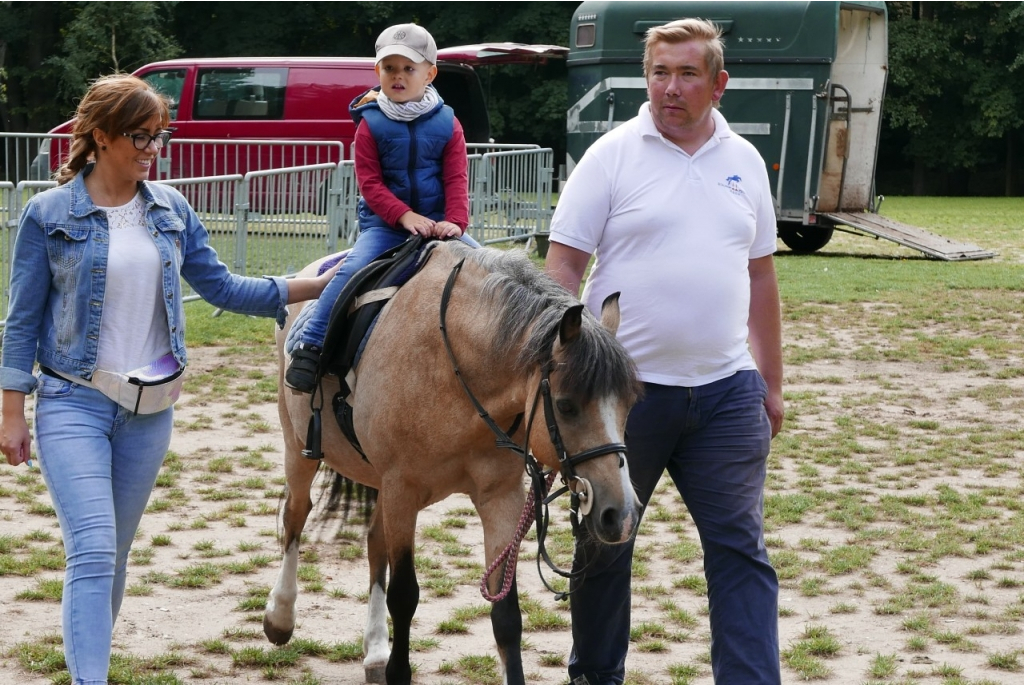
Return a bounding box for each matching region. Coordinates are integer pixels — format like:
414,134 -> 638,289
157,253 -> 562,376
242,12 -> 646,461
2,1 -> 1024,195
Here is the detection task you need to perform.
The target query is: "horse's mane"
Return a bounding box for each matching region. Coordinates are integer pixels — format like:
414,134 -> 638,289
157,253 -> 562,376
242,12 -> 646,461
446,242 -> 640,401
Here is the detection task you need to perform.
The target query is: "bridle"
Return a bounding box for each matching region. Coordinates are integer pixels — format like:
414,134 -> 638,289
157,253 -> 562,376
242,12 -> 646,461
439,257 -> 628,599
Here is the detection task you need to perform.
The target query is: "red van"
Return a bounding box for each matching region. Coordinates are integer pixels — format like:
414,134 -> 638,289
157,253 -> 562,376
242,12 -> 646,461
44,44 -> 567,178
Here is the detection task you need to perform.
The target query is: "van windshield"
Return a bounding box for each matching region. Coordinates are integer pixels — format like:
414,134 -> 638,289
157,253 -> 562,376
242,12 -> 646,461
195,68 -> 288,120
142,70 -> 187,120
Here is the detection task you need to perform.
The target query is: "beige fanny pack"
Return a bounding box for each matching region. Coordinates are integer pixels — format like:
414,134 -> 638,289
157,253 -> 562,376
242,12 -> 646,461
49,353 -> 186,415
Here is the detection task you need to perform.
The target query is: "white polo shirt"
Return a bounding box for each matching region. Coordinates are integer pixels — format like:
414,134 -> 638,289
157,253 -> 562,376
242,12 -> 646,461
550,104 -> 777,387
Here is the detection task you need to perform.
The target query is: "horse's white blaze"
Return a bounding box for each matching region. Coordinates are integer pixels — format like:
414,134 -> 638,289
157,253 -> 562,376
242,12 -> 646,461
598,397 -> 621,447
598,396 -> 640,542
617,462 -> 639,541
265,539 -> 300,628
363,582 -> 390,669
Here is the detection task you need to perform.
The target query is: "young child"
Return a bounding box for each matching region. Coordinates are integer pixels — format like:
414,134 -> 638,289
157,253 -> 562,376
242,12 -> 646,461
286,22 -> 475,393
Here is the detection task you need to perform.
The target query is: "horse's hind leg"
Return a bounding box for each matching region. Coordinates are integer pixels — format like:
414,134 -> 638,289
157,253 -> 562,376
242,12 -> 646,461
263,440 -> 319,645
363,501 -> 389,683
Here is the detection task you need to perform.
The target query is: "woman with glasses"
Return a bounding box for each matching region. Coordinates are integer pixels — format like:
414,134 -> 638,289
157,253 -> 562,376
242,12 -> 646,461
0,73 -> 337,684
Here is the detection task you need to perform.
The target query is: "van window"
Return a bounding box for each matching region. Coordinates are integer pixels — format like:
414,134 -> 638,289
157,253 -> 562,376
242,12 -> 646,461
142,69 -> 186,119
194,68 -> 287,120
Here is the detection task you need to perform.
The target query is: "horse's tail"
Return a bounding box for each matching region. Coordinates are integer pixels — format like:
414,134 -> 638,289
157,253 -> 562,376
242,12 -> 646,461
320,469 -> 378,525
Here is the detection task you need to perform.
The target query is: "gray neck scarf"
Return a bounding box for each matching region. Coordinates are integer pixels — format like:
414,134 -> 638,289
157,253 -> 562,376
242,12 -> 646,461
376,85 -> 441,122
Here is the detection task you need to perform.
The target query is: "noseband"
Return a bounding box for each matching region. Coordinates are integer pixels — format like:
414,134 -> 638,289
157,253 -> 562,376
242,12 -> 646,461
535,359 -> 626,514
439,257 -> 627,598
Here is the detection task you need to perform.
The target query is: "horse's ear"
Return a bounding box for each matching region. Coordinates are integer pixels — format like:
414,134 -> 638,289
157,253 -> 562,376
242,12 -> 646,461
559,304 -> 585,344
600,292 -> 621,336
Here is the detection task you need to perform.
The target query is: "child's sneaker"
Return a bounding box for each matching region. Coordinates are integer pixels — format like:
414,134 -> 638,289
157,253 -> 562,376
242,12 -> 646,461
285,343 -> 322,392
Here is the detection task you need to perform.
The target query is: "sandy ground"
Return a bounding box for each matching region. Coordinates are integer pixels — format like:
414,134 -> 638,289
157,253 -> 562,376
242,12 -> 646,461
1,324 -> 1023,684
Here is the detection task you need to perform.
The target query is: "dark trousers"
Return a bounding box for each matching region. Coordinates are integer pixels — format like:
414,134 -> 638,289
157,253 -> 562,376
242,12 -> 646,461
568,370 -> 781,685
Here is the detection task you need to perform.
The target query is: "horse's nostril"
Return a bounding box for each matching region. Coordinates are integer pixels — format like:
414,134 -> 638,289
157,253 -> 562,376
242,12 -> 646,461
600,506 -> 621,532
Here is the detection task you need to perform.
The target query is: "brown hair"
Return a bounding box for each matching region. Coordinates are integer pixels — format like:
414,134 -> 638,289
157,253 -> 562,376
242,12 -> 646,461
56,74 -> 171,185
643,18 -> 725,81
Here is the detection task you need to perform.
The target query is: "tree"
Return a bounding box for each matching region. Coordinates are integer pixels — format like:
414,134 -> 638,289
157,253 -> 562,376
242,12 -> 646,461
0,2 -> 71,131
170,2 -> 393,58
45,2 -> 182,103
884,2 -> 1024,195
0,2 -> 181,132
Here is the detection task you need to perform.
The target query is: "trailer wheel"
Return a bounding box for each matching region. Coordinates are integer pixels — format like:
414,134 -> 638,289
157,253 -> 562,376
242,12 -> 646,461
778,223 -> 834,253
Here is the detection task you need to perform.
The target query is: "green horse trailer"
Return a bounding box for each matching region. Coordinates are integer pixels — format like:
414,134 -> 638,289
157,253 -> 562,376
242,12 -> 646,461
566,1 -> 994,260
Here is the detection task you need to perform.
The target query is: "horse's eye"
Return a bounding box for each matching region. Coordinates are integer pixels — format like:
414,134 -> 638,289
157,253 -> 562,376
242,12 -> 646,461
556,399 -> 577,416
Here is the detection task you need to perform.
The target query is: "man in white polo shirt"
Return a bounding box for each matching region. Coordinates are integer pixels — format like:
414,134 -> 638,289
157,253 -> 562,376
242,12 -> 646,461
546,17 -> 784,685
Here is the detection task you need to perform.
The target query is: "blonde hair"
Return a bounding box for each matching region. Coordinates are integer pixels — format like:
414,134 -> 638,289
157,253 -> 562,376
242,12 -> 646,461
56,74 -> 171,185
643,18 -> 725,81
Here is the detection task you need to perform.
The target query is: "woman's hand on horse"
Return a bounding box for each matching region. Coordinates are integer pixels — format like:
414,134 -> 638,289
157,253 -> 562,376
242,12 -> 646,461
285,259 -> 345,303
316,259 -> 344,290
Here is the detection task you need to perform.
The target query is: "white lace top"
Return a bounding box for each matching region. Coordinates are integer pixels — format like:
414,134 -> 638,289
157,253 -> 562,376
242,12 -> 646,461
94,193 -> 171,374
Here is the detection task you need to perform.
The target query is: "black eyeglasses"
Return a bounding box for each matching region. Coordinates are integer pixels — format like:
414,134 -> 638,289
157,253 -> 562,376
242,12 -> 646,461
122,130 -> 174,150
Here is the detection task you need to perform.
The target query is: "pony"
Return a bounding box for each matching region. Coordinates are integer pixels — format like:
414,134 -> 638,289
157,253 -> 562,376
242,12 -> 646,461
263,240 -> 642,685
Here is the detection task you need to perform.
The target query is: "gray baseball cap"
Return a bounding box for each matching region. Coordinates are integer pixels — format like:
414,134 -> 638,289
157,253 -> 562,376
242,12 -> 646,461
375,23 -> 437,64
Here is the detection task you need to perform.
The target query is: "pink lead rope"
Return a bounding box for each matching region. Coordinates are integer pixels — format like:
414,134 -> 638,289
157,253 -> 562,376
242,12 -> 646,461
480,470 -> 557,602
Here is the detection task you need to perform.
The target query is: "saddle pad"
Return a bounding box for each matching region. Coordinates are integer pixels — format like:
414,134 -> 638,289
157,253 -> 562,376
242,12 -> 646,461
318,251 -> 348,277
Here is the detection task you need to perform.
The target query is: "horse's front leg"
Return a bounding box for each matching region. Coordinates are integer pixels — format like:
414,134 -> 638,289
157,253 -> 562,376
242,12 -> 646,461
474,486 -> 528,685
490,572 -> 524,684
382,491 -> 419,685
363,500 -> 390,683
263,440 -> 319,645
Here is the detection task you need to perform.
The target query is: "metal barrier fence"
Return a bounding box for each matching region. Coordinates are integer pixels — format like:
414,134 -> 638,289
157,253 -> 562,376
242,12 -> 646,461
155,163 -> 342,301
1,133 -> 58,184
466,142 -> 540,155
155,139 -> 345,181
0,142 -> 554,325
1,180 -> 68,326
1,133 -> 345,185
0,183 -> 14,325
468,147 -> 554,245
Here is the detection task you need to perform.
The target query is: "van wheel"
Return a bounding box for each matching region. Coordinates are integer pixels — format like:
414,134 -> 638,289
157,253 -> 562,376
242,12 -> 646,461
778,222 -> 834,253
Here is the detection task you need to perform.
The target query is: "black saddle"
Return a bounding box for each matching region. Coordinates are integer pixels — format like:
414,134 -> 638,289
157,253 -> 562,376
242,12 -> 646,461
303,236 -> 438,460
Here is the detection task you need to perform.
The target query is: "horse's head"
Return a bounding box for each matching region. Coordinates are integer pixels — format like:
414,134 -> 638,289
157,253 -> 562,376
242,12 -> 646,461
526,293 -> 642,545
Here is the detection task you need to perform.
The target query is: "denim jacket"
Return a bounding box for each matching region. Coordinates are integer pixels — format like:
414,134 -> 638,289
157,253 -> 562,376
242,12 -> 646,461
0,167 -> 289,394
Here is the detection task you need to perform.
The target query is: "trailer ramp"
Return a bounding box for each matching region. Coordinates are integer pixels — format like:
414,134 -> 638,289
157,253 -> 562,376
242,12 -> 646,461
823,212 -> 996,261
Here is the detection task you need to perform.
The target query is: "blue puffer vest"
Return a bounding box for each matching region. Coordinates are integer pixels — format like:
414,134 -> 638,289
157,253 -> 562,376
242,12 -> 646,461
350,88 -> 455,231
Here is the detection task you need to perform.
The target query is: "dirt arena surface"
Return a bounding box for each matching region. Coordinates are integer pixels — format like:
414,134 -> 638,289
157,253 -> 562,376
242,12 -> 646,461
2,301 -> 1023,685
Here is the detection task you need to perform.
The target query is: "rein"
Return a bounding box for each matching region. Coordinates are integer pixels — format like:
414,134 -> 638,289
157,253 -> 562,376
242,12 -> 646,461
439,258 -> 627,602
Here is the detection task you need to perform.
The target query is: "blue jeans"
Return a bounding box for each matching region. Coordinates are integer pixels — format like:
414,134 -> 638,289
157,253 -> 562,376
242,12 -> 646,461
568,370 -> 780,685
34,374 -> 174,685
300,227 -> 480,348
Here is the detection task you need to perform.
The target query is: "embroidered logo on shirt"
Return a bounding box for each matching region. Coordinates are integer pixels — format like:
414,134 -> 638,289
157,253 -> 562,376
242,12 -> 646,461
719,174 -> 745,194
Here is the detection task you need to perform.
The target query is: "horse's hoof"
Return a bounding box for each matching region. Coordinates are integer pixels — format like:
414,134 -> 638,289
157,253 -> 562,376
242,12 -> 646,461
263,616 -> 294,646
364,663 -> 386,683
